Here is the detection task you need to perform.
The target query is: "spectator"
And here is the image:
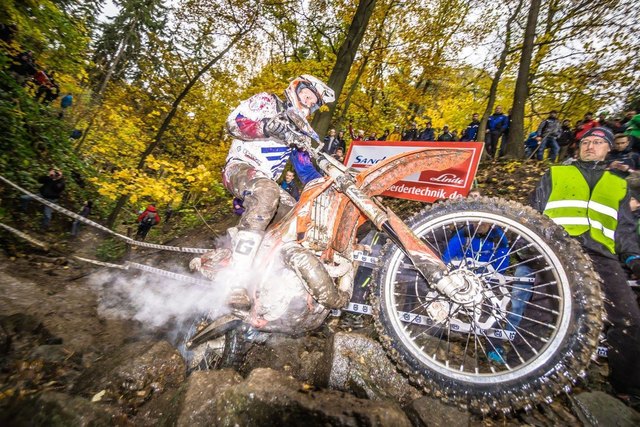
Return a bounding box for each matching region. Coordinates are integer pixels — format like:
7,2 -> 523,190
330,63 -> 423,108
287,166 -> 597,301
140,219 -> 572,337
461,113 -> 481,141
557,119 -> 575,161
337,130 -> 346,146
71,200 -> 92,237
531,126 -> 640,406
379,129 -> 390,141
598,111 -> 612,129
365,131 -> 378,141
136,204 -> 160,241
280,170 -> 300,201
322,128 -> 345,155
164,205 -> 174,223
607,134 -> 640,178
20,168 -> 65,230
61,93 -> 73,109
625,113 -> 640,152
437,125 -> 455,142
387,125 -> 402,142
348,120 -> 365,141
402,122 -> 419,141
59,93 -> 73,118
535,110 -> 561,162
524,132 -> 539,159
417,122 -> 435,141
498,108 -> 512,157
485,106 -> 509,158
621,110 -> 637,128
8,51 -> 36,85
232,198 -> 245,216
575,112 -> 599,140
333,147 -> 345,163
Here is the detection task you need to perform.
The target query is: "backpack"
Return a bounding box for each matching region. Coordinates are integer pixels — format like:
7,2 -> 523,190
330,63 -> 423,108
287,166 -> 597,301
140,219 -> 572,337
142,211 -> 157,226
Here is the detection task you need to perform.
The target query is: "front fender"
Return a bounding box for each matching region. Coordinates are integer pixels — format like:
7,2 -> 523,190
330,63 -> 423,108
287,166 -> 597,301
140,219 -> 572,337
332,148 -> 471,252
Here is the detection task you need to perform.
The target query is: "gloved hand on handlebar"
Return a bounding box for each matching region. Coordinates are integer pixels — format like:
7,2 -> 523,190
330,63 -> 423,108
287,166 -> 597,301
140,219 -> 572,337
263,118 -> 292,142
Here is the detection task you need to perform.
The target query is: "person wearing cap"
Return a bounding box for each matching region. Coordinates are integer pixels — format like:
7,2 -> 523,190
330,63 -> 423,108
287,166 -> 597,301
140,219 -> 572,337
531,126 -> 640,407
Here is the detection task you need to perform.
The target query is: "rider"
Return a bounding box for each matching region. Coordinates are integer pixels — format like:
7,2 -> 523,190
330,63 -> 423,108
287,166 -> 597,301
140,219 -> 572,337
191,75 -> 335,274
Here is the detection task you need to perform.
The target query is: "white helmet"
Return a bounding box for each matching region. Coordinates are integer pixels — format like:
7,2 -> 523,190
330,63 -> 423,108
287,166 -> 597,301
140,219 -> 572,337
284,74 -> 335,116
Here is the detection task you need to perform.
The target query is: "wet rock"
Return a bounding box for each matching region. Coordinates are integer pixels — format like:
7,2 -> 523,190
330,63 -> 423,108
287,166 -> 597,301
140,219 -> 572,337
1,391 -> 121,426
73,340 -> 185,410
176,369 -> 243,426
132,383 -> 188,427
214,368 -> 412,426
571,391 -> 640,427
318,331 -> 421,405
405,396 -> 470,427
241,334 -> 326,382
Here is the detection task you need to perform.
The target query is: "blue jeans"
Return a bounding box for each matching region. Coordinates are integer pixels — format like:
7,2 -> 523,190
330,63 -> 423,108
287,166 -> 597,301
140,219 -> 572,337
488,265 -> 534,359
537,136 -> 560,161
505,265 -> 534,332
20,195 -> 56,229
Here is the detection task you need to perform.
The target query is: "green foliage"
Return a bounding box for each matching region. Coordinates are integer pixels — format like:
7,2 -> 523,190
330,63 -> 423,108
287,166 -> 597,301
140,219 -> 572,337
95,237 -> 128,262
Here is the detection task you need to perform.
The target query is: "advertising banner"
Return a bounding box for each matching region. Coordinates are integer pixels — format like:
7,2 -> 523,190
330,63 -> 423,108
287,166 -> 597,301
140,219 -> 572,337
344,140 -> 484,203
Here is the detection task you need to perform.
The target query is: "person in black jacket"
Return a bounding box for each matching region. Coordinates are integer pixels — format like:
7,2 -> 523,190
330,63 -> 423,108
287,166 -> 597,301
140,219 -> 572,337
531,127 -> 640,407
322,128 -> 345,155
417,122 -> 435,141
402,122 -> 419,141
20,169 -> 66,230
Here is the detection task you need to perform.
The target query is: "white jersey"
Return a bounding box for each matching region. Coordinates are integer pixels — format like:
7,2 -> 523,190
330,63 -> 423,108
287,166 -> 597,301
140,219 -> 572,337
225,92 -> 292,180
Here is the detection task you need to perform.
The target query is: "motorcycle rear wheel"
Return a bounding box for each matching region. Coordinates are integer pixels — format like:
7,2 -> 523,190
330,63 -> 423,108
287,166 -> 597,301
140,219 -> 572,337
372,197 -> 603,414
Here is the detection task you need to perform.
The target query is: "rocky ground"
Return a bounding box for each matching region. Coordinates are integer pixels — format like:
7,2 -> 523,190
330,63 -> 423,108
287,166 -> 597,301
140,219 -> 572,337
1,159 -> 640,426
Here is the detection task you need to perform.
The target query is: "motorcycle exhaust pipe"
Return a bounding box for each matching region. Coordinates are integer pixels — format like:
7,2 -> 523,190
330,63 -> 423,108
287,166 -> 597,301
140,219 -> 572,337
281,243 -> 350,309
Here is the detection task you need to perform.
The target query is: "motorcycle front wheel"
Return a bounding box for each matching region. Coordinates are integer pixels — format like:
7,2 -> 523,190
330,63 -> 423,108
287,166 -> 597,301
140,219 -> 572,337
372,197 -> 603,414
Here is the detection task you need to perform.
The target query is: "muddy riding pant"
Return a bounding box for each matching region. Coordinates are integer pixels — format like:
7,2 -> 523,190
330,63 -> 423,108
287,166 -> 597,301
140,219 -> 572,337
223,161 -> 296,231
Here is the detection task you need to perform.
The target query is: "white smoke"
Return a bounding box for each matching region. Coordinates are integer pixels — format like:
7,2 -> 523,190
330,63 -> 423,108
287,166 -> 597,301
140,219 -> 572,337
91,257 -> 250,333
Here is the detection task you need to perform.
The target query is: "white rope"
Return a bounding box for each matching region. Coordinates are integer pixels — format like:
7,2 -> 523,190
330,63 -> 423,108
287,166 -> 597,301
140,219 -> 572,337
73,256 -> 213,287
0,174 -> 209,254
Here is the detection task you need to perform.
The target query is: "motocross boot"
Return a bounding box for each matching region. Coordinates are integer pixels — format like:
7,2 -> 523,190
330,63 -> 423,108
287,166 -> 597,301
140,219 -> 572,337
229,228 -> 264,269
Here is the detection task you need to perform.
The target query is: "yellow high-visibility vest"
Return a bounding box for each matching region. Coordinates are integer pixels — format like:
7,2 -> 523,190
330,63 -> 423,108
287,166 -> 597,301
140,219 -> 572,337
543,166 -> 627,254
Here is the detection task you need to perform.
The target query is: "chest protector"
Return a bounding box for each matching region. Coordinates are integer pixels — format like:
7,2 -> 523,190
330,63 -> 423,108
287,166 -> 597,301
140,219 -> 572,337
543,166 -> 627,254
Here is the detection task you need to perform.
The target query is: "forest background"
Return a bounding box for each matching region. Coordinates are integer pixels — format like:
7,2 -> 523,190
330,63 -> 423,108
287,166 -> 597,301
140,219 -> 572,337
1,0 -> 639,233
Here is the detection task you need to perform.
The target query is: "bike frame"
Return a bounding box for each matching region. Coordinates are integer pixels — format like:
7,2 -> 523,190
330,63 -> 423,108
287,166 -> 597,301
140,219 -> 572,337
264,147 -> 472,283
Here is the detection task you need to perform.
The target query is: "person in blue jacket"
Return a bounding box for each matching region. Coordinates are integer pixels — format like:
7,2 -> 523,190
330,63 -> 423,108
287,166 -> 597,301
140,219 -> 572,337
461,113 -> 481,141
524,131 -> 539,158
442,221 -> 534,365
485,106 -> 509,158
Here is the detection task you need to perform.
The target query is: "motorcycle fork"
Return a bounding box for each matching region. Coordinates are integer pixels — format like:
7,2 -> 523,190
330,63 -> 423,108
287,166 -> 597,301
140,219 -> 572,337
337,178 -> 448,284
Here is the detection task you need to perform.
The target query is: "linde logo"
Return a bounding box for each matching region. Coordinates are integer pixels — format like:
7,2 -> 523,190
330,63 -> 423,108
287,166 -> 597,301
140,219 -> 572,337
429,173 -> 464,185
353,155 -> 387,165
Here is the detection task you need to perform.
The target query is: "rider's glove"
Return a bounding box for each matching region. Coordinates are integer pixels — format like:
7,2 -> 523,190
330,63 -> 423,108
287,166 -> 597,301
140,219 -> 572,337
628,258 -> 640,278
263,118 -> 291,142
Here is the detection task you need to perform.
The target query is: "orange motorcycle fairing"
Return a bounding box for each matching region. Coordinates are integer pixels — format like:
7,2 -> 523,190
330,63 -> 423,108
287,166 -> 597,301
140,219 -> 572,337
332,148 -> 472,253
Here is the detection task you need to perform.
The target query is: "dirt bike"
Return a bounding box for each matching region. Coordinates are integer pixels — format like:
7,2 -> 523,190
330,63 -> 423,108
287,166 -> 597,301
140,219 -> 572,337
185,109 -> 603,414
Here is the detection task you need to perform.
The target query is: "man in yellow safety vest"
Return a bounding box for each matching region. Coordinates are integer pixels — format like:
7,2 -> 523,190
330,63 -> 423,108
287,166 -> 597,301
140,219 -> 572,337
531,126 -> 640,408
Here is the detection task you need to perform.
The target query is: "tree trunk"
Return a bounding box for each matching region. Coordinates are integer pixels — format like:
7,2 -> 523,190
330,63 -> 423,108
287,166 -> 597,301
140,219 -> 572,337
477,0 -> 524,143
311,0 -> 377,138
106,28 -> 253,228
75,18 -> 138,153
506,0 -> 542,158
